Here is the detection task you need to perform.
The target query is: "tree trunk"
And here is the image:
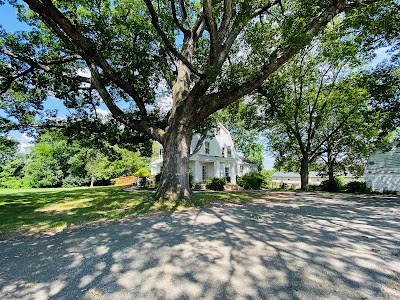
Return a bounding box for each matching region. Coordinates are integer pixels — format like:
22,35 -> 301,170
328,163 -> 334,182
300,157 -> 309,190
327,145 -> 334,182
90,175 -> 95,188
154,127 -> 193,201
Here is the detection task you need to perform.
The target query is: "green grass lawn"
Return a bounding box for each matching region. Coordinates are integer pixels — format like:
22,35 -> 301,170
0,186 -> 253,237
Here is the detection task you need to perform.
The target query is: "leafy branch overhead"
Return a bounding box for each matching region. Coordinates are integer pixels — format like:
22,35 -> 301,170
1,1 -> 391,139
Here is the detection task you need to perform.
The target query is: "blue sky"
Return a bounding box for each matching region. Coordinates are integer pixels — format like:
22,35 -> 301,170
0,2 -> 392,170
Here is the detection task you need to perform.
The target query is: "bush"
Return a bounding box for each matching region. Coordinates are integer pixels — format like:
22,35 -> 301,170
206,177 -> 227,191
280,182 -> 288,189
134,168 -> 151,178
0,178 -> 30,189
62,175 -> 90,188
346,181 -> 370,194
321,177 -> 345,192
237,172 -> 264,190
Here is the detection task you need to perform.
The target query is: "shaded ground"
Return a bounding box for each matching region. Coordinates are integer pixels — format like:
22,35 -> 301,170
0,192 -> 399,299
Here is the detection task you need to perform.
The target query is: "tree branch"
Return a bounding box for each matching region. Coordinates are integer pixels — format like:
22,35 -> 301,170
1,48 -> 91,83
169,0 -> 190,34
87,61 -> 164,142
1,66 -> 34,94
23,0 -> 149,120
197,0 -> 364,120
218,0 -> 232,40
203,0 -> 219,64
143,0 -> 203,78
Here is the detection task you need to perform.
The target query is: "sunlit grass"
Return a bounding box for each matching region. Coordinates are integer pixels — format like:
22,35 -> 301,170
0,186 -> 253,236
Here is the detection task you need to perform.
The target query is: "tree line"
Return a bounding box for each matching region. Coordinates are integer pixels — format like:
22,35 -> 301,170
0,130 -> 150,188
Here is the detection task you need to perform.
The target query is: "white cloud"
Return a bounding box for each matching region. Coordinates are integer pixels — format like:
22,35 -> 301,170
155,95 -> 172,116
96,108 -> 111,117
18,133 -> 34,154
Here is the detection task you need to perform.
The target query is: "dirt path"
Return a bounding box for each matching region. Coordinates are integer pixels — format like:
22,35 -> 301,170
1,192 -> 399,299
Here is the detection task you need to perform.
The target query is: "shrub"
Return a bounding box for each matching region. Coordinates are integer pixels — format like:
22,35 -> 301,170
321,177 -> 345,192
62,175 -> 90,188
0,178 -> 30,189
134,168 -> 151,178
280,182 -> 288,189
346,181 -> 370,194
237,172 -> 264,190
206,177 -> 226,191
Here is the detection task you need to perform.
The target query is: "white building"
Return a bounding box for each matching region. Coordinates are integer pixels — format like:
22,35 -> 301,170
365,142 -> 400,192
150,124 -> 258,184
272,172 -> 324,187
272,172 -> 360,188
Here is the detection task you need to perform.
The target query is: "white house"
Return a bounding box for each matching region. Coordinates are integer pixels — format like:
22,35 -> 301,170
150,124 -> 258,184
272,172 -> 324,187
365,141 -> 400,192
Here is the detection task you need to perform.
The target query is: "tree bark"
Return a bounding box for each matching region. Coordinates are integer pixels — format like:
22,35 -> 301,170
154,125 -> 193,201
300,157 -> 309,190
327,144 -> 335,182
90,175 -> 95,188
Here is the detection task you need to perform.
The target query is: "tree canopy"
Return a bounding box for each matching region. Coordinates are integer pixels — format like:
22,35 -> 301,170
1,0 -> 397,199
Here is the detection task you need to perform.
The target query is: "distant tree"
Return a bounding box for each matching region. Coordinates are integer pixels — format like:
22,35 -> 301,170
0,135 -> 18,166
243,40 -> 385,189
85,149 -> 111,187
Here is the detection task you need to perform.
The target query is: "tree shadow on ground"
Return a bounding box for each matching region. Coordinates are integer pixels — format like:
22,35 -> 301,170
0,192 -> 399,299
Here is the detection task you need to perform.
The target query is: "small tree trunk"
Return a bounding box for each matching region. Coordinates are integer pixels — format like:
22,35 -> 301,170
327,145 -> 334,182
300,157 -> 309,190
154,128 -> 193,201
90,175 -> 95,188
328,163 -> 334,182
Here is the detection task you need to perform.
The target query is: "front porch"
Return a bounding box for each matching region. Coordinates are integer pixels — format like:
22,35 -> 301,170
191,157 -> 238,184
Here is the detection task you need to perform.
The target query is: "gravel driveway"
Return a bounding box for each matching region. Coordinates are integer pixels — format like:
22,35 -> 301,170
1,192 -> 399,299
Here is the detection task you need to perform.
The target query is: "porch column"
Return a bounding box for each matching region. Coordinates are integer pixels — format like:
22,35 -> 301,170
194,160 -> 201,183
214,160 -> 221,178
230,162 -> 237,184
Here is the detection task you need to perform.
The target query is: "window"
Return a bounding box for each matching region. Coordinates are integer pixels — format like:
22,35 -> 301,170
227,146 -> 232,158
205,141 -> 210,154
159,148 -> 163,158
202,166 -> 207,181
225,166 -> 230,178
240,165 -> 244,174
215,127 -> 220,135
222,147 -> 225,157
287,178 -> 290,181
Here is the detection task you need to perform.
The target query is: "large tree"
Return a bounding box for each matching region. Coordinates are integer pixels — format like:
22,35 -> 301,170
244,41 -> 387,189
0,0 -> 393,200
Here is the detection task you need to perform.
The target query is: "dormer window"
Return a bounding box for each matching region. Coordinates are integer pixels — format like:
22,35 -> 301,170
215,127 -> 220,135
222,147 -> 225,157
205,141 -> 210,154
227,146 -> 232,158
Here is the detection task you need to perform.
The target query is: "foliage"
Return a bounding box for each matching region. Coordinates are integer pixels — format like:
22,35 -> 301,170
321,177 -> 346,192
260,170 -> 273,188
346,181 -> 371,194
1,0 -> 392,200
134,168 -> 151,178
237,172 -> 264,190
0,129 -> 151,188
0,135 -> 18,166
62,175 -> 90,188
206,177 -> 227,191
